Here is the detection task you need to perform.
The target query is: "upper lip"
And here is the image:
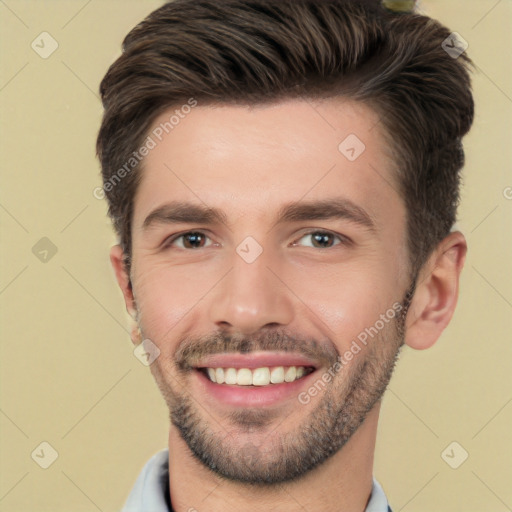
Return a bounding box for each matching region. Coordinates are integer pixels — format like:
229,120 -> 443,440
194,352 -> 318,370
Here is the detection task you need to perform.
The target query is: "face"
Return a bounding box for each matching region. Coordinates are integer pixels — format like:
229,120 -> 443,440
125,98 -> 413,484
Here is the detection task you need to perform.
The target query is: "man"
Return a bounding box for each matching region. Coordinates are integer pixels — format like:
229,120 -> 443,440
96,0 -> 474,510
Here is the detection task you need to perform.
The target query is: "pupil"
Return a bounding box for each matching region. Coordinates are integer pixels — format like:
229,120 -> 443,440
313,233 -> 331,248
186,233 -> 203,248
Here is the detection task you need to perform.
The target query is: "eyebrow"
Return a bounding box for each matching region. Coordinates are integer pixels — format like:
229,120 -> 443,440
141,198 -> 377,233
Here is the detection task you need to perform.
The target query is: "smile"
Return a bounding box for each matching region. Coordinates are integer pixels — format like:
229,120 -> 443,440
189,353 -> 322,407
200,365 -> 315,386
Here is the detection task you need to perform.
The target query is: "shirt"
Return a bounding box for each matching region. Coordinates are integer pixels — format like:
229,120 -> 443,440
121,449 -> 392,512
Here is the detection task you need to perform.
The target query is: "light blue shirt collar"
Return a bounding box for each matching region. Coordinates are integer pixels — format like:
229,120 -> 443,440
122,449 -> 391,512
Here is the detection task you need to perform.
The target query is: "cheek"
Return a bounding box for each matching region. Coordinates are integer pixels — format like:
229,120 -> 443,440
131,260 -> 224,342
287,258 -> 401,346
132,243 -> 404,354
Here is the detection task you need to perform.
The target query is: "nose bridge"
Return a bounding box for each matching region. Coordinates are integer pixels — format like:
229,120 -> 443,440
208,241 -> 294,334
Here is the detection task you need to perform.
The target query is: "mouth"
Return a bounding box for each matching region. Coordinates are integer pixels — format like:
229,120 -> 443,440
191,353 -> 320,407
198,365 -> 315,386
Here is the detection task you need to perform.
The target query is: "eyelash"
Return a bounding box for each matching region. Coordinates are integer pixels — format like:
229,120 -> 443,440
162,230 -> 351,250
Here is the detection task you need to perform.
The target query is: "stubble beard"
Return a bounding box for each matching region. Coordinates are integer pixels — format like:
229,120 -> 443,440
147,288 -> 412,486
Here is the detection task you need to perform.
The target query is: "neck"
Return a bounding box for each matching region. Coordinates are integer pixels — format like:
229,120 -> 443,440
168,404 -> 380,512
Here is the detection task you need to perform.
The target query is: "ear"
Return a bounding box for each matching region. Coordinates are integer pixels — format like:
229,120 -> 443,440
110,245 -> 140,344
404,231 -> 467,350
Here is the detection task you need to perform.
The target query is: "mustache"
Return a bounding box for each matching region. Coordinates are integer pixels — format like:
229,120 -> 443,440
174,330 -> 339,372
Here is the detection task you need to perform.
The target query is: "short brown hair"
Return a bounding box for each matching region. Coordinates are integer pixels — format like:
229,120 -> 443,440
96,0 -> 474,280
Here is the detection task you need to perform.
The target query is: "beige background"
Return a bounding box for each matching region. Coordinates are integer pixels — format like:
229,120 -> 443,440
1,1 -> 511,511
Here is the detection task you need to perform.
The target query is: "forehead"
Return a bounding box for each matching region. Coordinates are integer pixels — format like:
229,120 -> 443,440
133,98 -> 402,230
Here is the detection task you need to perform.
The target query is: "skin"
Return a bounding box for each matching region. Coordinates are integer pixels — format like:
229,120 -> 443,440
111,98 -> 467,512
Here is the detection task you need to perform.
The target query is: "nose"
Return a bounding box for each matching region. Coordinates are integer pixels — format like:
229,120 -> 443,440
208,247 -> 295,335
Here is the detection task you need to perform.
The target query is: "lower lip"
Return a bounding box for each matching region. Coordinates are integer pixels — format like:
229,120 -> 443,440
194,369 -> 318,408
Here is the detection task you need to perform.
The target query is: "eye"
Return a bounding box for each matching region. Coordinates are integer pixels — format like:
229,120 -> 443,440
163,231 -> 214,249
162,230 -> 349,250
292,230 -> 349,249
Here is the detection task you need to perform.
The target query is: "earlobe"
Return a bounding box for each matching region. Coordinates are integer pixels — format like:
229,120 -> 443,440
404,231 -> 467,350
110,245 -> 137,321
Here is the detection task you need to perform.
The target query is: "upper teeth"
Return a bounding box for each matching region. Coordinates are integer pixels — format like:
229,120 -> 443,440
205,366 -> 309,386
